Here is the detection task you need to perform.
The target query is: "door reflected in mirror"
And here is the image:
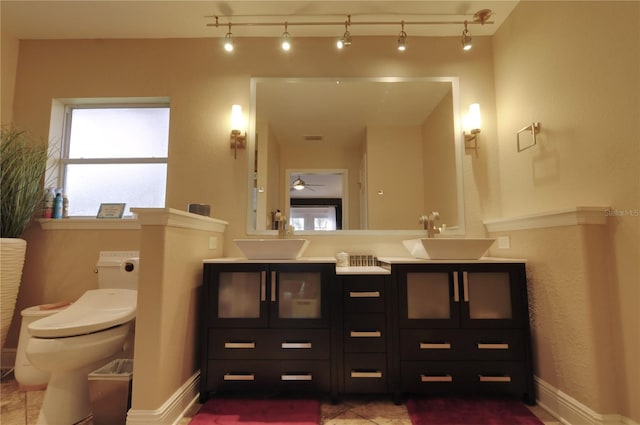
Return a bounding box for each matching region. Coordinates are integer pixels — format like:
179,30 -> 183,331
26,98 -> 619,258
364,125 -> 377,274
248,77 -> 465,234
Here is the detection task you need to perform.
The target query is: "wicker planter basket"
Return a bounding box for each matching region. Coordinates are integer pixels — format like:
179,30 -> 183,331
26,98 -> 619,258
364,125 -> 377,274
0,238 -> 27,350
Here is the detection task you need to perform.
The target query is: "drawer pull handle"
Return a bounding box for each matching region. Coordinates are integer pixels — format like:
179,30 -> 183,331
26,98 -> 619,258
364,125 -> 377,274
478,343 -> 509,350
421,374 -> 453,382
224,373 -> 255,381
260,271 -> 266,301
351,371 -> 383,379
463,271 -> 469,302
224,342 -> 256,349
453,272 -> 460,302
420,342 -> 451,350
350,331 -> 382,338
479,375 -> 512,383
281,342 -> 312,349
349,291 -> 380,298
281,374 -> 312,381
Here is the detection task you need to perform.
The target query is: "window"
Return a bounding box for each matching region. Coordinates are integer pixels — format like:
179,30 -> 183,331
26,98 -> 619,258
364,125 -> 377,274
60,104 -> 169,217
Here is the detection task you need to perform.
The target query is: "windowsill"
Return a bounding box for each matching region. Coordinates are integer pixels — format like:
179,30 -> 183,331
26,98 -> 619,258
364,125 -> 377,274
38,208 -> 229,233
38,217 -> 141,230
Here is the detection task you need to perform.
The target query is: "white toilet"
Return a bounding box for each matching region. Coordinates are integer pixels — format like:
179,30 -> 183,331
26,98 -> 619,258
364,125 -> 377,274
26,251 -> 139,425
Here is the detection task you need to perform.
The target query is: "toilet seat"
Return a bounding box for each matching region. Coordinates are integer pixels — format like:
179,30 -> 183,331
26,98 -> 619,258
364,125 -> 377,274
28,289 -> 137,338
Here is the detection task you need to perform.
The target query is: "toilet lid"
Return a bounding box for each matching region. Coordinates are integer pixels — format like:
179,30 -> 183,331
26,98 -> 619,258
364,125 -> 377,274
28,289 -> 137,338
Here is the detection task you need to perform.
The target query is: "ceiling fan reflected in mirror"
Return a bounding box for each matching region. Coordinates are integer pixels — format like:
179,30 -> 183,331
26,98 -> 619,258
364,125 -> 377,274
290,176 -> 324,191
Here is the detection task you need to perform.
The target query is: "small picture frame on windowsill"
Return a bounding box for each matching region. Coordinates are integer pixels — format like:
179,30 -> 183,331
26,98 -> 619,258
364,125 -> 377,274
97,203 -> 126,219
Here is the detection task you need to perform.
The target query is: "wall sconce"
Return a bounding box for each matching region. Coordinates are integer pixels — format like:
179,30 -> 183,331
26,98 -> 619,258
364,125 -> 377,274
230,104 -> 246,159
463,103 -> 481,153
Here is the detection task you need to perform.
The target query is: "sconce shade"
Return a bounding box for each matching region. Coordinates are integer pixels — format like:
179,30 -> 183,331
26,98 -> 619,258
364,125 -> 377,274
231,104 -> 245,131
230,104 -> 247,159
464,103 -> 481,132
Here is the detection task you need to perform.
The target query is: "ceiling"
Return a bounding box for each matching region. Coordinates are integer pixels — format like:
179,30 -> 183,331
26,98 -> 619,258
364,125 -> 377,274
1,1 -> 518,40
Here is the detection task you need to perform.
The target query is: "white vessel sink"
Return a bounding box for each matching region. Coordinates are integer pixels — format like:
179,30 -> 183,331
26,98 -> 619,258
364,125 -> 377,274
233,239 -> 310,260
402,238 -> 495,260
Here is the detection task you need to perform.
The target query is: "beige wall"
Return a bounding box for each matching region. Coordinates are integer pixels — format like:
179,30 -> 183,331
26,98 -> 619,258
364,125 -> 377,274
1,31 -> 19,125
366,125 -> 424,229
491,1 -> 639,422
422,90 -> 457,226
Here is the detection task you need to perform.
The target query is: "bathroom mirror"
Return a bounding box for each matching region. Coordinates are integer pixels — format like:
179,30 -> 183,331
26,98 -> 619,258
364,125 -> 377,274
247,77 -> 465,235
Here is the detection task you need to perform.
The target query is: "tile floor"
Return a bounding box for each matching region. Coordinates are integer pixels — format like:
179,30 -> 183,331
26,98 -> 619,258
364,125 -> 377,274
2,369 -> 560,425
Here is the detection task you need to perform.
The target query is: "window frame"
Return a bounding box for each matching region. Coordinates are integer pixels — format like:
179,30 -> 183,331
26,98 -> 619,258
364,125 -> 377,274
58,101 -> 170,216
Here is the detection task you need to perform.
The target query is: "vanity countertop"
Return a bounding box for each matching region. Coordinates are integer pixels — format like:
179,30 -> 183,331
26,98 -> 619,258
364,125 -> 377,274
203,257 -> 337,264
377,256 -> 526,264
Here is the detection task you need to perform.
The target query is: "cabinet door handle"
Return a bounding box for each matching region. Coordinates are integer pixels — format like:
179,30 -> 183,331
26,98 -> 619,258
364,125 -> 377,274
479,375 -> 512,383
281,374 -> 312,381
349,291 -> 380,298
463,271 -> 469,302
224,373 -> 255,381
420,342 -> 451,350
453,272 -> 460,302
271,271 -> 277,301
351,371 -> 383,379
350,331 -> 382,338
224,342 -> 256,349
421,374 -> 453,382
477,343 -> 509,350
260,271 -> 266,301
281,342 -> 312,349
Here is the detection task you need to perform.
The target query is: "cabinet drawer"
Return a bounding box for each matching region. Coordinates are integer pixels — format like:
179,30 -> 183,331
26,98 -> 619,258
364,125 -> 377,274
344,353 -> 388,393
400,329 -> 524,361
343,278 -> 386,313
344,314 -> 387,353
209,329 -> 330,360
206,360 -> 330,394
400,361 -> 527,397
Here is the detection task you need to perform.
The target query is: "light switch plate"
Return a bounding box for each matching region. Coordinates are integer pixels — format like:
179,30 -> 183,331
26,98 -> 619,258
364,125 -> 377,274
208,236 -> 218,250
497,236 -> 510,249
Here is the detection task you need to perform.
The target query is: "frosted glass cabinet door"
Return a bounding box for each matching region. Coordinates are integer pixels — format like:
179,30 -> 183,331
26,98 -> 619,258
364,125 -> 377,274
406,272 -> 451,320
217,272 -> 262,319
466,272 -> 512,320
278,272 -> 322,319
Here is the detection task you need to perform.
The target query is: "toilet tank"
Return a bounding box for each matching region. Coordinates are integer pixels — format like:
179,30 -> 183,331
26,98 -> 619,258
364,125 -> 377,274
96,251 -> 140,290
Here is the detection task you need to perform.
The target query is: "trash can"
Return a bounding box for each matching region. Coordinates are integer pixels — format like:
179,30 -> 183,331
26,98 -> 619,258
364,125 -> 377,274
88,359 -> 133,425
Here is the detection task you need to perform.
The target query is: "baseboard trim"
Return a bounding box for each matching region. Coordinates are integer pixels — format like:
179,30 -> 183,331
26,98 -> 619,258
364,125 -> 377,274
535,376 -> 638,425
126,371 -> 200,425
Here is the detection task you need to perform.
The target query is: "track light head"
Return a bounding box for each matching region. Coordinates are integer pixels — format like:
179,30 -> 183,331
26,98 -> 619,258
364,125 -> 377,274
337,17 -> 352,49
223,23 -> 234,52
281,22 -> 291,51
337,30 -> 352,49
461,21 -> 472,51
397,21 -> 407,51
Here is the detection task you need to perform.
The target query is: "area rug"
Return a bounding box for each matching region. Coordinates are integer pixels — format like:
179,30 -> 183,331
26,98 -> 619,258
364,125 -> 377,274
406,397 -> 544,425
188,398 -> 321,425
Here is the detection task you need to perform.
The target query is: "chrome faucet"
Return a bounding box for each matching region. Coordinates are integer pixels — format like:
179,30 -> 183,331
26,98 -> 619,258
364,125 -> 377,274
275,210 -> 289,238
419,211 -> 441,238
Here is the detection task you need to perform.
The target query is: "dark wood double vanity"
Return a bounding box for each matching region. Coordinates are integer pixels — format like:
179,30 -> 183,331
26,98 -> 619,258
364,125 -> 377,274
199,257 -> 535,405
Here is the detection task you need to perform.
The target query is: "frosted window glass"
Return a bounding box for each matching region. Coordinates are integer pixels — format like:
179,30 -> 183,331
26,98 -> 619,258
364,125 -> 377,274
407,272 -> 451,319
65,164 -> 166,216
218,272 -> 261,318
69,108 -> 169,158
467,272 -> 512,319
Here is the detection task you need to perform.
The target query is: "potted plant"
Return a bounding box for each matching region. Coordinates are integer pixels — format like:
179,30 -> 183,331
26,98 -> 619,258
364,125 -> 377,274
0,127 -> 49,349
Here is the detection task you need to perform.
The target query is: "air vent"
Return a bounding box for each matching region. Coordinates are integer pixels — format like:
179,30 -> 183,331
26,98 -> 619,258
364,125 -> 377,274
303,135 -> 323,141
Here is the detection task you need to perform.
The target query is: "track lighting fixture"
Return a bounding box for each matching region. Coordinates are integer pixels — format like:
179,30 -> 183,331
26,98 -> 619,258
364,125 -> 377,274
461,21 -> 472,51
209,10 -> 494,53
397,21 -> 407,51
280,22 -> 291,51
337,16 -> 352,49
223,23 -> 234,52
